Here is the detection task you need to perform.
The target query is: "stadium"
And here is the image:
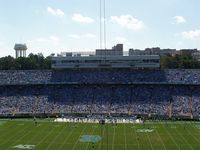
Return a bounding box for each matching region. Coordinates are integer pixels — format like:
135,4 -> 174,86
1,45 -> 200,150
1,0 -> 200,149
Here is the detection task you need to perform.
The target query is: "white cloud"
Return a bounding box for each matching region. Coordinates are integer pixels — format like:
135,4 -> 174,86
182,29 -> 200,39
83,33 -> 96,38
49,36 -> 60,42
72,14 -> 94,23
36,37 -> 49,42
35,36 -> 60,43
68,34 -> 80,39
173,16 -> 186,24
111,15 -> 144,30
68,33 -> 96,39
47,7 -> 64,16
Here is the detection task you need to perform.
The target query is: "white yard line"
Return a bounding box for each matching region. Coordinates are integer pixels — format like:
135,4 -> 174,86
124,124 -> 127,150
146,131 -> 154,150
36,123 -> 59,148
98,125 -> 105,150
6,125 -> 33,150
45,124 -> 68,150
189,123 -> 200,141
59,125 -> 76,150
111,126 -> 116,150
154,126 -> 167,150
27,124 -> 49,144
174,123 -> 194,150
85,125 -> 96,150
0,121 -> 14,132
0,124 -> 20,145
185,124 -> 200,143
1,123 -> 30,148
71,123 -> 87,150
161,123 -> 180,149
133,125 -> 140,150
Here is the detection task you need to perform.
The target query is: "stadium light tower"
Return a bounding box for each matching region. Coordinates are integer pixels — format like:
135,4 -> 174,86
99,0 -> 107,49
14,43 -> 27,58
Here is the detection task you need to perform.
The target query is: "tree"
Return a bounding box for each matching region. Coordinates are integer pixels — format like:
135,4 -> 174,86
0,56 -> 15,70
0,53 -> 52,70
161,55 -> 200,69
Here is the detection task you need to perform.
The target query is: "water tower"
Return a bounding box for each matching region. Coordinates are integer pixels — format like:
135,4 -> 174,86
14,43 -> 27,58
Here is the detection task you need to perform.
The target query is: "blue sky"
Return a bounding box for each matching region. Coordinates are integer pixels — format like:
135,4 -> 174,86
0,0 -> 200,57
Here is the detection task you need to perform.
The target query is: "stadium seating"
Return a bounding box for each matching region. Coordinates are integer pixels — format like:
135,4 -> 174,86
0,69 -> 200,117
0,69 -> 200,85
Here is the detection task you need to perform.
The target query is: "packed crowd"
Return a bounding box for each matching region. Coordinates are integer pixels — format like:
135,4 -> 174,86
0,69 -> 200,85
0,84 -> 200,117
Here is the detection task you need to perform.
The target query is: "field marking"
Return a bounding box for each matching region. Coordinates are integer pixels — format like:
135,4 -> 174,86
192,123 -> 200,131
27,123 -> 50,144
161,123 -> 180,149
105,124 -> 109,150
111,126 -> 116,150
146,131 -> 153,150
185,123 -> 200,148
84,124 -> 96,150
6,125 -> 36,149
98,125 -> 105,150
0,121 -> 7,126
185,123 -> 200,144
154,126 -> 167,150
123,124 -> 127,150
71,123 -> 87,150
1,123 -> 31,148
58,124 -> 76,150
12,144 -> 35,149
144,124 -> 153,150
0,121 -> 24,133
133,125 -> 140,150
40,142 -> 200,146
174,123 -> 194,150
3,121 -> 200,150
45,124 -> 68,150
0,121 -> 21,142
6,124 -> 34,150
0,120 -> 11,128
35,123 -> 59,148
189,123 -> 200,143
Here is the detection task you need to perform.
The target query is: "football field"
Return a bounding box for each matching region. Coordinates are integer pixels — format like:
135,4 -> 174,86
1,119 -> 200,150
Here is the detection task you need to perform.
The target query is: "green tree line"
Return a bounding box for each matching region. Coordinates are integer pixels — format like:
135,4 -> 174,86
0,53 -> 200,70
160,55 -> 200,69
0,53 -> 51,70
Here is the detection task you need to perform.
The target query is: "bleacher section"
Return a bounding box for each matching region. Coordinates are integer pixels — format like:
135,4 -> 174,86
0,69 -> 200,118
0,69 -> 200,85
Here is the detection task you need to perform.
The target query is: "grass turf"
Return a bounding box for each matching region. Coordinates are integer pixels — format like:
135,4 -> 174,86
0,120 -> 200,150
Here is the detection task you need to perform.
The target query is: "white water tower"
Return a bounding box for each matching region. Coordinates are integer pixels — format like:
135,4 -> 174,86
14,43 -> 27,58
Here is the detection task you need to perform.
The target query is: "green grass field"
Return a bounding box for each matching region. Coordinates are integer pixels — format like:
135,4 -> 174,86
1,120 -> 200,150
